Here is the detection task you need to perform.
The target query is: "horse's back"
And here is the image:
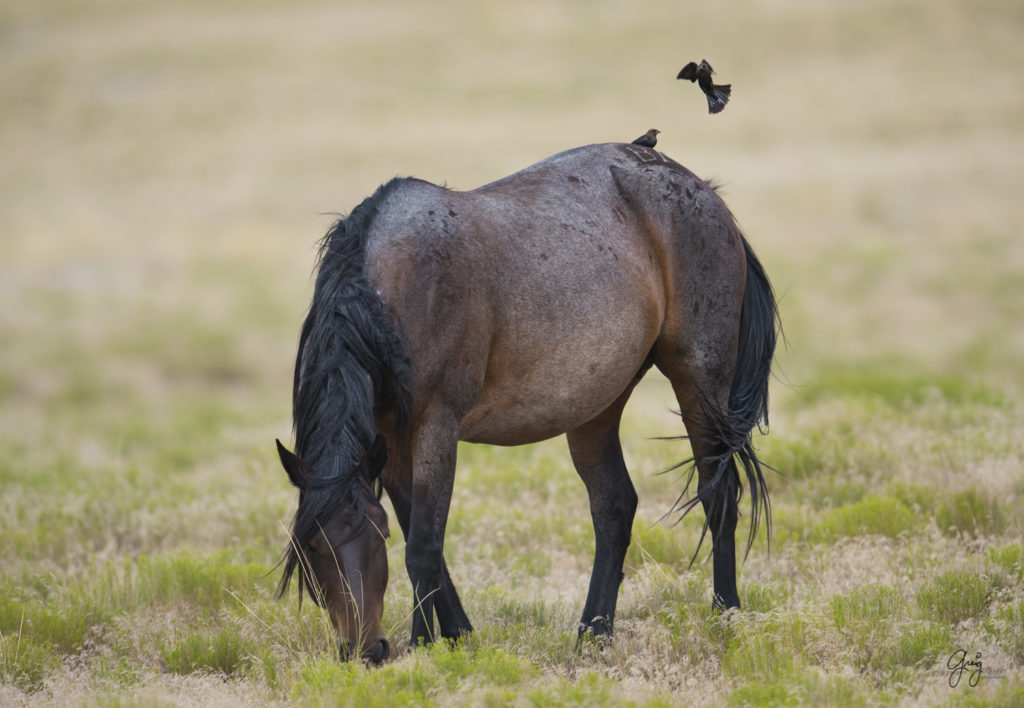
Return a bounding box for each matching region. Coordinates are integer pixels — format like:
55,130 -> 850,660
363,144 -> 744,445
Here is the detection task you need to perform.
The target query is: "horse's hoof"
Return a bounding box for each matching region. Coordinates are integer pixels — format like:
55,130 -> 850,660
712,594 -> 740,614
575,620 -> 613,653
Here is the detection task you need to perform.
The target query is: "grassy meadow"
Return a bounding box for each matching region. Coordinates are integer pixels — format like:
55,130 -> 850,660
2,0 -> 1023,704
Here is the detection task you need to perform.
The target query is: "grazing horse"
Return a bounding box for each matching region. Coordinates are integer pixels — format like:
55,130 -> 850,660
275,142 -> 779,663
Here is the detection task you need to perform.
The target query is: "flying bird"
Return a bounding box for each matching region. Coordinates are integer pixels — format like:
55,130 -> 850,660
677,59 -> 731,114
631,128 -> 660,148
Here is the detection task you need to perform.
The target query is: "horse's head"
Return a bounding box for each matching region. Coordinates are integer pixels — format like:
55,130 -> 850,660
276,436 -> 391,664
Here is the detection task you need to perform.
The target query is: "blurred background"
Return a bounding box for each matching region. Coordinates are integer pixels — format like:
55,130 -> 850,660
5,0 -> 1022,401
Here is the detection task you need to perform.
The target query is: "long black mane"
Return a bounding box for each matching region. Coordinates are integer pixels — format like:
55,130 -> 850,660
279,178 -> 413,599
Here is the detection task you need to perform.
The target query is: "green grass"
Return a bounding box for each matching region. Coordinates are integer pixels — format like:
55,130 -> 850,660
987,544 -> 1024,580
2,0 -> 1023,704
985,602 -> 1024,665
291,645 -> 540,707
726,672 -> 870,708
830,585 -> 950,677
936,490 -> 1007,538
917,572 -> 993,626
0,632 -> 61,693
813,496 -> 923,542
161,628 -> 261,677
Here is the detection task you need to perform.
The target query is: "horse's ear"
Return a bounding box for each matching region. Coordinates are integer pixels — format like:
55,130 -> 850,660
366,435 -> 387,481
276,439 -> 307,489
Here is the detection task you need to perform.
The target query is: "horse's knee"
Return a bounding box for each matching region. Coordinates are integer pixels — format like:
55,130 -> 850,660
595,484 -> 636,546
704,490 -> 737,525
623,483 -> 638,514
405,545 -> 443,591
614,485 -> 638,527
698,464 -> 739,531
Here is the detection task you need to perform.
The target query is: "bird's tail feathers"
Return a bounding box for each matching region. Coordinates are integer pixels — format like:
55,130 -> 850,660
708,83 -> 731,114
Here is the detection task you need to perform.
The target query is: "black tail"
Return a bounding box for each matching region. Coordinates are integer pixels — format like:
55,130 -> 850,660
671,234 -> 779,560
724,235 -> 778,555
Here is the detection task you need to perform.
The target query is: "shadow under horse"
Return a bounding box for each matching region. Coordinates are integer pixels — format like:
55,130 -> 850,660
275,142 -> 779,663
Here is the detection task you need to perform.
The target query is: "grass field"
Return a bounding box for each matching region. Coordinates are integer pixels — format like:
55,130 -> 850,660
2,0 -> 1023,705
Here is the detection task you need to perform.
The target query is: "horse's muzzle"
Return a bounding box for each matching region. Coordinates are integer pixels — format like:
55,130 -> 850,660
339,637 -> 390,665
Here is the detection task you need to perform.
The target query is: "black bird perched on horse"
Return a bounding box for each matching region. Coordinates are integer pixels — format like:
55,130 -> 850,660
631,128 -> 660,148
677,59 -> 731,114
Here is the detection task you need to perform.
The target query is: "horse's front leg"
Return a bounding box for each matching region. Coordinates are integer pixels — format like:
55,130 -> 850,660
566,390 -> 638,644
404,412 -> 460,647
383,474 -> 472,640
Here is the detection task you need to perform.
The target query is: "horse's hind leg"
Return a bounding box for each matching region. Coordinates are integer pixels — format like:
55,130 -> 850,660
656,354 -> 742,610
652,247 -> 750,609
566,386 -> 639,641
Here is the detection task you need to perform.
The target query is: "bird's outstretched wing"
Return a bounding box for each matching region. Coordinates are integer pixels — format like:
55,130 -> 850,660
676,62 -> 699,82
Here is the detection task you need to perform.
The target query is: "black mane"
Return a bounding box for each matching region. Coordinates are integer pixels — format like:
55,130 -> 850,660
280,178 -> 413,600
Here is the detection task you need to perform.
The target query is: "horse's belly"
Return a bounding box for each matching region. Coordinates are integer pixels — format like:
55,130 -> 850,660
459,380 -> 625,446
458,331 -> 653,446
